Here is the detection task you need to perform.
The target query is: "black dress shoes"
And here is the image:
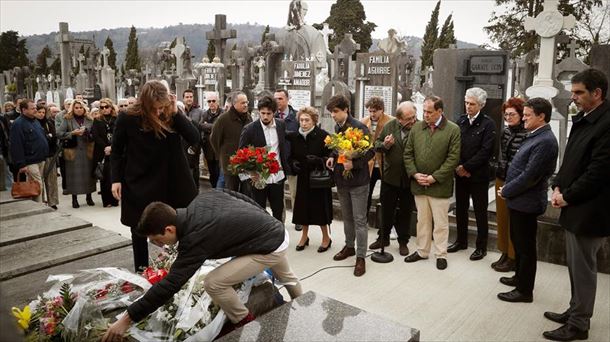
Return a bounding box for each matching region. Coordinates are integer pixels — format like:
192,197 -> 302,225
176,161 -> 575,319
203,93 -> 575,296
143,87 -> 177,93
295,237 -> 309,251
497,289 -> 533,303
317,239 -> 332,253
295,224 -> 303,231
491,253 -> 507,268
404,252 -> 426,263
543,324 -> 588,341
544,310 -> 570,324
500,276 -> 517,286
436,258 -> 447,270
470,249 -> 487,260
447,242 -> 468,253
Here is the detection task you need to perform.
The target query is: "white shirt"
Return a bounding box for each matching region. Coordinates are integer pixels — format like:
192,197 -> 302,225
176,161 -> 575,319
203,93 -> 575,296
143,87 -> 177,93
273,228 -> 290,253
469,112 -> 480,125
530,123 -> 548,134
260,119 -> 285,184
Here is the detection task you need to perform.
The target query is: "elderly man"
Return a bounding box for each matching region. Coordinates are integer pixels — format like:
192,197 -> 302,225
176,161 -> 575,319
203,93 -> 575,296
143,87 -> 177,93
497,98 -> 558,303
361,96 -> 393,219
117,99 -> 129,112
448,87 -> 496,260
371,101 -> 417,255
403,96 -> 460,270
210,91 -> 252,193
543,69 -> 610,341
198,91 -> 223,188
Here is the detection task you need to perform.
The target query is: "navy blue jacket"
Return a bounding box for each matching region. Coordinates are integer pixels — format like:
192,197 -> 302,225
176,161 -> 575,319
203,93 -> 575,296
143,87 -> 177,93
456,113 -> 496,182
332,115 -> 374,188
552,100 -> 610,237
9,115 -> 49,169
275,105 -> 298,133
502,124 -> 558,215
239,119 -> 291,177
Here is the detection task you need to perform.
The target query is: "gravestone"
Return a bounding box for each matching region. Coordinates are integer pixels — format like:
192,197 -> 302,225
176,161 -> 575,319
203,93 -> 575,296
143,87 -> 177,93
523,0 -> 575,99
589,44 -> 610,100
279,60 -> 316,110
219,291 -> 420,342
320,23 -> 334,53
514,50 -> 538,97
432,48 -> 509,151
336,34 -> 360,87
35,76 -> 45,102
275,0 -> 327,62
100,47 -> 116,101
205,14 -> 237,64
75,54 -> 89,94
355,51 -> 399,119
56,22 -> 72,90
320,80 -> 351,133
172,37 -> 190,101
259,33 -> 284,92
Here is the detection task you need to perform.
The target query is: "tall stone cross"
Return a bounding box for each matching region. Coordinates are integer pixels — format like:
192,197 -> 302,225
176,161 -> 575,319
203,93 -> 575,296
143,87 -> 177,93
524,0 -> 575,98
321,23 -> 334,51
56,22 -> 72,88
205,14 -> 237,64
101,47 -> 110,68
328,47 -> 345,82
567,39 -> 579,59
171,37 -> 186,78
337,34 -> 360,84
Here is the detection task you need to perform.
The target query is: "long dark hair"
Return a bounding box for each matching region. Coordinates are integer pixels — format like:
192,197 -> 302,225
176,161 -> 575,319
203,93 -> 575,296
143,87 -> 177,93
127,80 -> 175,138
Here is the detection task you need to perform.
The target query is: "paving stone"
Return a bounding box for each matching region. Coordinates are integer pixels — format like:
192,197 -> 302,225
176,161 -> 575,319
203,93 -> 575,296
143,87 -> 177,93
0,211 -> 92,246
0,200 -> 53,221
0,191 -> 22,204
219,291 -> 420,342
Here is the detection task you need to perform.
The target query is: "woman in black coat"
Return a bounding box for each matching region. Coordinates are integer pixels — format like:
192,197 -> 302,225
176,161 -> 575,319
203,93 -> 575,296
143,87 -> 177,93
111,81 -> 200,271
92,98 -> 118,207
287,107 -> 333,253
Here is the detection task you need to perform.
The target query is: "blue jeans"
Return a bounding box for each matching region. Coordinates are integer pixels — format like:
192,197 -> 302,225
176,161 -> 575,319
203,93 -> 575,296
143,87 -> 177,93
216,168 -> 225,189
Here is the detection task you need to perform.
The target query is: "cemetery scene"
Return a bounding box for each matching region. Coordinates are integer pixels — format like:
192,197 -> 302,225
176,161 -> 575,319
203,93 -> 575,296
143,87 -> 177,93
0,0 -> 609,341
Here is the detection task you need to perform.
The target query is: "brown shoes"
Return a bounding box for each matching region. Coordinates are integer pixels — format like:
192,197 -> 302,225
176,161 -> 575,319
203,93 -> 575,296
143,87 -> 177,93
333,246 -> 356,261
494,257 -> 515,272
399,243 -> 410,256
354,257 -> 366,276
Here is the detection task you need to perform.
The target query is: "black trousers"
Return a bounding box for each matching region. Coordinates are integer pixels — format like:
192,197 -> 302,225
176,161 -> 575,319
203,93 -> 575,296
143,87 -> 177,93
366,167 -> 381,214
378,181 -> 413,244
190,166 -> 200,190
455,177 -> 489,249
206,159 -> 220,188
252,181 -> 285,222
130,226 -> 149,272
509,208 -> 538,296
100,156 -> 118,207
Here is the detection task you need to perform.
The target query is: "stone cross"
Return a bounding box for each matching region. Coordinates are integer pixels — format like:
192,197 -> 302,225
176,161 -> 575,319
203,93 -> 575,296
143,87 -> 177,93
144,64 -> 152,82
205,14 -> 237,64
171,37 -> 186,78
56,22 -> 72,88
101,47 -> 110,68
336,34 -> 360,84
328,48 -> 345,82
321,23 -> 334,51
567,39 -> 579,59
524,0 -> 575,98
78,54 -> 86,74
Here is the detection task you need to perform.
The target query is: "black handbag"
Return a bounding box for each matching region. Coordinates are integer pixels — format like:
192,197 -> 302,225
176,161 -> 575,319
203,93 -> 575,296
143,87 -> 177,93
309,168 -> 334,189
62,135 -> 78,148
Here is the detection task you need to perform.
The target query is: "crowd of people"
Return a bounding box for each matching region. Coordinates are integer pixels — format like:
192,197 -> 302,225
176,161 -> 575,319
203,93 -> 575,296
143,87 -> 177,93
1,68 -> 608,342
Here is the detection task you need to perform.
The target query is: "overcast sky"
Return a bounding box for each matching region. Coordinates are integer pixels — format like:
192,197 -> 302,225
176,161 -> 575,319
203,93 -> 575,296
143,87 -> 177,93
1,0 -> 497,45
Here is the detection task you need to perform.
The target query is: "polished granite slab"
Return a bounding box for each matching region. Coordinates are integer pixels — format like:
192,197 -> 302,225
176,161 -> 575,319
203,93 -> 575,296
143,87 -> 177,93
219,291 -> 419,341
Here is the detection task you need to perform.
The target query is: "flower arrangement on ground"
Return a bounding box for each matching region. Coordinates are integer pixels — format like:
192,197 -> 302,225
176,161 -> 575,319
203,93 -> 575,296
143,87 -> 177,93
324,127 -> 372,178
228,146 -> 281,189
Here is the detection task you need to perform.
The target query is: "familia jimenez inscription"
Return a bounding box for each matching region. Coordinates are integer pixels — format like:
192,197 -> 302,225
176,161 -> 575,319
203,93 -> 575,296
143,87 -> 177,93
280,60 -> 316,110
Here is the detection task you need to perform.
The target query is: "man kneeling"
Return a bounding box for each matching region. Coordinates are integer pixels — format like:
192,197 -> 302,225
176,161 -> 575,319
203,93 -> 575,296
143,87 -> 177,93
103,189 -> 303,341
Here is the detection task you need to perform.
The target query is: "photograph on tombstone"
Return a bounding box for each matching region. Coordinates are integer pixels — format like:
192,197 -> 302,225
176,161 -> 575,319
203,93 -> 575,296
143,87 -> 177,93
1,0 -> 610,341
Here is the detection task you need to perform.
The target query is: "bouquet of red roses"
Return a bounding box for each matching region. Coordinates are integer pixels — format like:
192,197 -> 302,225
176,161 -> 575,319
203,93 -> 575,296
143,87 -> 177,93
228,146 -> 281,189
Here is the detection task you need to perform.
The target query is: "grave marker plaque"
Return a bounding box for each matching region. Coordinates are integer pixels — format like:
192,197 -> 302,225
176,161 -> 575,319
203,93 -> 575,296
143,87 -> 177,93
281,60 -> 315,110
355,51 -> 398,118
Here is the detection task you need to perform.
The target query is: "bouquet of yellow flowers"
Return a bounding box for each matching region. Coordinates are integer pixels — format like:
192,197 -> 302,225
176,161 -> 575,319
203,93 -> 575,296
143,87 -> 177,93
324,127 -> 372,178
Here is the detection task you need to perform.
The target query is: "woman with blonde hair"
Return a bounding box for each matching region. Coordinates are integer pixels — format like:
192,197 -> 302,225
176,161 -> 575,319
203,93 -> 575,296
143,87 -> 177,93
57,99 -> 96,208
92,98 -> 118,207
287,106 -> 333,252
111,80 -> 200,271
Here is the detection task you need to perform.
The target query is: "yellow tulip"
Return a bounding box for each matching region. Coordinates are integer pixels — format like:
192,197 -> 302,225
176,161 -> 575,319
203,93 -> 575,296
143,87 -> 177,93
12,305 -> 31,330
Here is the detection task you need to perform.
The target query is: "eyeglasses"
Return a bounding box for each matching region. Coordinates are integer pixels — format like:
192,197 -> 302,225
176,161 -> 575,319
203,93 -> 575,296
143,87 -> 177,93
100,105 -> 110,109
207,100 -> 216,103
504,112 -> 519,118
119,104 -> 128,108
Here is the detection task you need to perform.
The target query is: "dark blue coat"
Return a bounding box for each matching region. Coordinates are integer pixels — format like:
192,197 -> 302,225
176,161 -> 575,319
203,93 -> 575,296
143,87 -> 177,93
9,115 -> 49,169
275,105 -> 299,133
502,124 -> 558,215
239,119 -> 291,178
456,113 -> 496,182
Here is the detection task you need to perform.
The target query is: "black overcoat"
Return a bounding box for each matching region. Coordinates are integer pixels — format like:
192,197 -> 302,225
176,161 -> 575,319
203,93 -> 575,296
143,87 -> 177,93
552,100 -> 610,237
110,112 -> 200,227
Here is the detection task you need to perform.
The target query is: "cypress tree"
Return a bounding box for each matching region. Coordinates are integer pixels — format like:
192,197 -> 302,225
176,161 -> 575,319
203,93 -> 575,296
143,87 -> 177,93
420,0 -> 441,70
104,36 -> 118,69
125,26 -> 141,71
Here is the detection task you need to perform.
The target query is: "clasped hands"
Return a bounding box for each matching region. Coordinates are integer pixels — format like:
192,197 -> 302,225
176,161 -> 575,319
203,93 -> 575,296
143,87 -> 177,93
414,173 -> 436,186
455,165 -> 471,178
551,187 -> 568,208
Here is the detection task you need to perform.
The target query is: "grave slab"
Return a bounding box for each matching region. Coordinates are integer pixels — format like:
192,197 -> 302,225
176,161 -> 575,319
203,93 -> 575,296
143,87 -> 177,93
0,200 -> 53,221
219,291 -> 420,342
0,226 -> 131,280
0,211 -> 92,246
0,191 -> 22,204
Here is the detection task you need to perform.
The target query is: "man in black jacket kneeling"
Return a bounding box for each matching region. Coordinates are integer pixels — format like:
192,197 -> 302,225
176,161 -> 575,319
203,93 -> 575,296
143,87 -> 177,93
103,189 -> 303,341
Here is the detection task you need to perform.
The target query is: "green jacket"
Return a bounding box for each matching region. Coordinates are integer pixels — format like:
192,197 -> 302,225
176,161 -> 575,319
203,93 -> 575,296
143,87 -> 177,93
374,118 -> 410,188
403,116 -> 461,198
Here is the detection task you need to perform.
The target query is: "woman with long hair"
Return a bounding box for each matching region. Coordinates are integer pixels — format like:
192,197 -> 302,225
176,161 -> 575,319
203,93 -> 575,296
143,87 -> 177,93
92,98 -> 118,207
287,107 -> 333,252
111,80 -> 200,272
57,99 -> 96,208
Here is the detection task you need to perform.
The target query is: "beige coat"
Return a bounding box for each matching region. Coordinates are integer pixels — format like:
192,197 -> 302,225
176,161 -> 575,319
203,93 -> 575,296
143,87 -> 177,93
361,113 -> 392,176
